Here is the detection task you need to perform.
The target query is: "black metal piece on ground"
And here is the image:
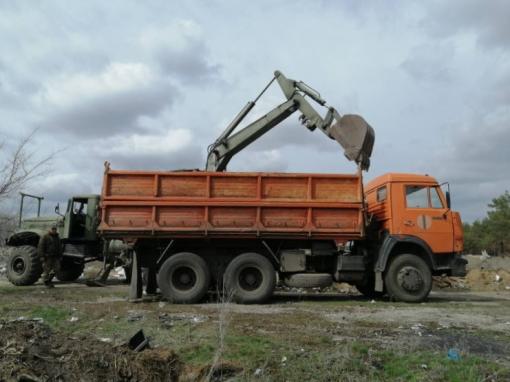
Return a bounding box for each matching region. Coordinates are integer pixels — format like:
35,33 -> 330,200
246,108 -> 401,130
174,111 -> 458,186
128,329 -> 150,352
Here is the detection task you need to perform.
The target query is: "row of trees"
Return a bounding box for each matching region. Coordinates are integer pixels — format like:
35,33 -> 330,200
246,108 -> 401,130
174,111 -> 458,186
463,191 -> 510,255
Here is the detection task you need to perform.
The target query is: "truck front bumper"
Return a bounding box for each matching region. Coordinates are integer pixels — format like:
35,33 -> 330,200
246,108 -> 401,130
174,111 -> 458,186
450,255 -> 468,277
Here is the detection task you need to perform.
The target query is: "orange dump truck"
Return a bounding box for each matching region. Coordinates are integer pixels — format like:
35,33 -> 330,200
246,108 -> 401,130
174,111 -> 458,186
98,166 -> 466,303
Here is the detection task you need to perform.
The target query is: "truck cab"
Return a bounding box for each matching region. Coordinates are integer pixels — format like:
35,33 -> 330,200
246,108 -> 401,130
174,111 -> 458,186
366,173 -> 466,282
61,195 -> 100,241
5,194 -> 101,286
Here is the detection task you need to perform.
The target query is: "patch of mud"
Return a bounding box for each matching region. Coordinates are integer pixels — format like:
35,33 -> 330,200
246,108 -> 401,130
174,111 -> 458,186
0,319 -> 181,382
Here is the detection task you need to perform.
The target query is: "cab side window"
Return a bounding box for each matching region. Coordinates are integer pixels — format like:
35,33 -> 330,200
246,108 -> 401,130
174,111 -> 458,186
406,185 -> 445,209
406,186 -> 429,208
430,187 -> 444,208
376,186 -> 387,202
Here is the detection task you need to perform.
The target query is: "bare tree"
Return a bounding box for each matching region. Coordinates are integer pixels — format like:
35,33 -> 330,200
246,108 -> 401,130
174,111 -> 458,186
0,129 -> 55,203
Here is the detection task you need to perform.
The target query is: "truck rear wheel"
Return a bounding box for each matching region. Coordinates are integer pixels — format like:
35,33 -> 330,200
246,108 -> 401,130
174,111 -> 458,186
384,254 -> 432,302
224,252 -> 275,304
55,258 -> 84,282
157,252 -> 211,304
6,246 -> 43,286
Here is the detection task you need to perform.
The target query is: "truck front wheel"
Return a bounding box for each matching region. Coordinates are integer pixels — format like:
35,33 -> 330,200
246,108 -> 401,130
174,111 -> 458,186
6,245 -> 43,286
384,254 -> 432,302
157,252 -> 211,304
224,252 -> 275,304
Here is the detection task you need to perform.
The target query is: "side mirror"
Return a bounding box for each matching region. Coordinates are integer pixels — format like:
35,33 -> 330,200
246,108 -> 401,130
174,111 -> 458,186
55,203 -> 64,217
445,191 -> 451,209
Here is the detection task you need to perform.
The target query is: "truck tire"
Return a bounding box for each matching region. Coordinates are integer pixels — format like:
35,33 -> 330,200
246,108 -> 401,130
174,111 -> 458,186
6,246 -> 43,286
55,258 -> 84,282
157,252 -> 211,304
283,273 -> 332,288
224,252 -> 276,304
384,254 -> 432,302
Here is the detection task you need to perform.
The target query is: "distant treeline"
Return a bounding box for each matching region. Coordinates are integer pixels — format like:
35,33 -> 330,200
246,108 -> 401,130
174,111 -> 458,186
463,191 -> 510,255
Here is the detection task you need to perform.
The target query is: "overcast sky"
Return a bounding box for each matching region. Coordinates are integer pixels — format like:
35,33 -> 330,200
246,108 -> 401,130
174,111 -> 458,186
0,0 -> 509,222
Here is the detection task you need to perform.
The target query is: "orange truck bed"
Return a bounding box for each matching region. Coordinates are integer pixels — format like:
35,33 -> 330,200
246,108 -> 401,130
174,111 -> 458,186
98,168 -> 364,240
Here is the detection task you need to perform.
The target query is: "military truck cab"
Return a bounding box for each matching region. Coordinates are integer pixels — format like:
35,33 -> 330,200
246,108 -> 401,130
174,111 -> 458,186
62,195 -> 100,241
5,194 -> 101,286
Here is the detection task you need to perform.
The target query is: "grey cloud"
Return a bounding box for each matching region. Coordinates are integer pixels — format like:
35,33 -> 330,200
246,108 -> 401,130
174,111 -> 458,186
156,48 -> 220,84
42,81 -> 179,138
400,43 -> 455,83
423,0 -> 510,49
422,109 -> 510,221
104,144 -> 204,171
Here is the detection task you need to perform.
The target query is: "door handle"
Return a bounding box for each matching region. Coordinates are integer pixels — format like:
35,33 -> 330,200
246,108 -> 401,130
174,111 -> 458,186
403,220 -> 414,227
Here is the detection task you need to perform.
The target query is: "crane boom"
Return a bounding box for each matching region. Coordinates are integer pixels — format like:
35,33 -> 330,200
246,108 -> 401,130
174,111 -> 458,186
206,70 -> 375,171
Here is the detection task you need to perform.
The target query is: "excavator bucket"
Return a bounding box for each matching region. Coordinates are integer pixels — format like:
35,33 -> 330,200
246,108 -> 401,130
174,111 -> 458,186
328,114 -> 375,171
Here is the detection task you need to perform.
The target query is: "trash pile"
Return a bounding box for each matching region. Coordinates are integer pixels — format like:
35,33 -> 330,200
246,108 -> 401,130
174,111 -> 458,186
434,255 -> 510,291
0,319 -> 181,382
433,275 -> 467,289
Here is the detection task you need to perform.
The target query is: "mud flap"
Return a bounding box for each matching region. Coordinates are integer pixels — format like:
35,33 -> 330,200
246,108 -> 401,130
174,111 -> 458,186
375,271 -> 384,292
129,251 -> 143,300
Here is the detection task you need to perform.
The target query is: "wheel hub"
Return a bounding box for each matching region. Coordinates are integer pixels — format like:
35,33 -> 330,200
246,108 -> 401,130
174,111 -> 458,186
172,267 -> 197,291
397,266 -> 423,292
239,267 -> 262,291
12,257 -> 26,275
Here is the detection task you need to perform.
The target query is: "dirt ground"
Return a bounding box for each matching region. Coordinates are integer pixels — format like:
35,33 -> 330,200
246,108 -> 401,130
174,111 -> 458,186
1,254 -> 510,381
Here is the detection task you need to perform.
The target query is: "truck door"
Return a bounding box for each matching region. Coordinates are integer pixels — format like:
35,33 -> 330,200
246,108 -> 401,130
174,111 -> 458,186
397,184 -> 453,253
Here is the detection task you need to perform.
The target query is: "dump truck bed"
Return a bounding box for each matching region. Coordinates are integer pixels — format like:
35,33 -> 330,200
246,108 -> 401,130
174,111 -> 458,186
98,168 -> 364,240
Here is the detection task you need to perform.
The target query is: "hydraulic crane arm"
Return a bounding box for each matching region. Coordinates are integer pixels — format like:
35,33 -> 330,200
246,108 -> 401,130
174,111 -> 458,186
206,70 -> 375,171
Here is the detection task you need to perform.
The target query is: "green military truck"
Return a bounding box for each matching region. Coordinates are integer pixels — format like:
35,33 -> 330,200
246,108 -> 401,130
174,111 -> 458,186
4,193 -> 108,285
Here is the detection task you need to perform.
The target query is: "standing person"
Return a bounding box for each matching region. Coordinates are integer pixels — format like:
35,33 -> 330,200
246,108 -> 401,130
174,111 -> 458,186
37,225 -> 62,288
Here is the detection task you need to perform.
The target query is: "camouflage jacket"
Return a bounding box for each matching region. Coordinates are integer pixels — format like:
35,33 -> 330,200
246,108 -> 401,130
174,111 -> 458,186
37,233 -> 62,258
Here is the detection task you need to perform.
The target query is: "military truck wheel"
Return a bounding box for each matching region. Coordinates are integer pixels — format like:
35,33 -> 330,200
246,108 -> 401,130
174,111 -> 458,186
157,252 -> 211,304
55,258 -> 84,282
224,253 -> 276,304
6,245 -> 43,286
384,254 -> 432,302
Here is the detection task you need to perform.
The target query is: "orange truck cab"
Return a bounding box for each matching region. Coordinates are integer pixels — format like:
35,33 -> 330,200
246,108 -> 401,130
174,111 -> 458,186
365,173 -> 467,297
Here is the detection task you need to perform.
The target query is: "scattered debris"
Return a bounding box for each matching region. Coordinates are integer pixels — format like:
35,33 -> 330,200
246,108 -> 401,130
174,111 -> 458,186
195,362 -> 243,382
447,348 -> 461,361
128,329 -> 150,352
433,275 -> 467,289
127,310 -> 145,322
0,320 -> 181,382
68,316 -> 79,322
